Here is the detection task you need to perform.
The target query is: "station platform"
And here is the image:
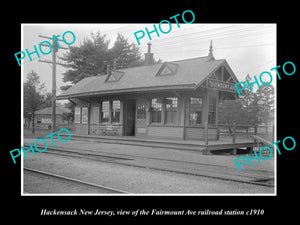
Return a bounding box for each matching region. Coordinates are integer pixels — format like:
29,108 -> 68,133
59,133 -> 255,154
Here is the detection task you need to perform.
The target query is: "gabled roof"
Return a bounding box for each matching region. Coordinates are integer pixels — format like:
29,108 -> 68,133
57,56 -> 239,99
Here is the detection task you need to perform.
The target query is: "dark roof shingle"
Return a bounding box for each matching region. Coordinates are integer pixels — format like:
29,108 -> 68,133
57,56 -> 238,99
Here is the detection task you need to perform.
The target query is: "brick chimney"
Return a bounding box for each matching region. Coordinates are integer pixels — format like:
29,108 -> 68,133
144,43 -> 154,66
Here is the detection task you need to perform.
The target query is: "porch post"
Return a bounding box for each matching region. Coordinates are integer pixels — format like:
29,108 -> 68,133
232,122 -> 236,144
146,99 -> 151,125
232,122 -> 237,154
204,122 -> 209,146
181,97 -> 186,140
108,100 -> 112,124
202,89 -> 209,124
203,122 -> 209,154
87,101 -> 90,135
161,99 -> 166,125
120,100 -> 124,135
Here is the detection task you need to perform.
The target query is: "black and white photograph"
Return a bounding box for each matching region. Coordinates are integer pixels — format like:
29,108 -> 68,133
21,23 -> 276,195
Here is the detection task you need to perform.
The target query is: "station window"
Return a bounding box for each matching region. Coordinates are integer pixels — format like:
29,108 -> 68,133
189,97 -> 202,125
81,107 -> 88,124
74,107 -> 81,123
151,98 -> 162,123
101,101 -> 109,123
137,104 -> 146,119
112,100 -> 120,123
165,97 -> 177,124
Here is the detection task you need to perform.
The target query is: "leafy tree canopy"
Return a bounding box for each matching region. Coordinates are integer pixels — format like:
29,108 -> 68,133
23,70 -> 46,133
219,74 -> 274,126
60,31 -> 144,87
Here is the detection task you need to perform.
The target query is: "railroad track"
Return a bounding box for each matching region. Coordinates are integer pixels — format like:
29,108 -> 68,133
28,146 -> 274,188
24,167 -> 130,194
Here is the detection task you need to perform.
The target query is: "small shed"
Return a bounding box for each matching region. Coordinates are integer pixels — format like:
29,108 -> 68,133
33,104 -> 71,129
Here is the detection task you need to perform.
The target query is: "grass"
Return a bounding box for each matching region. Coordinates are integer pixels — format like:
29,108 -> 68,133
24,128 -> 55,139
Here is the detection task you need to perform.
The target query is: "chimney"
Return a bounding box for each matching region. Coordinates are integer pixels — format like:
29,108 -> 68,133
144,43 -> 154,66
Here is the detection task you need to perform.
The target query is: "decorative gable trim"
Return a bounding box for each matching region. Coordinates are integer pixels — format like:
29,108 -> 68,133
156,62 -> 179,76
206,63 -> 239,84
195,60 -> 239,91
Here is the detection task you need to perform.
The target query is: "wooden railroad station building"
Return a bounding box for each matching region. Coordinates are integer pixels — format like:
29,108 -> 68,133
57,42 -> 239,141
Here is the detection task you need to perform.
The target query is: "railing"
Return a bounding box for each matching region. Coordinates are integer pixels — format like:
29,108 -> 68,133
250,135 -> 273,146
203,122 -> 274,145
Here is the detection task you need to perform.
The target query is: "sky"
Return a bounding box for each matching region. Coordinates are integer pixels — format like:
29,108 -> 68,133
21,23 -> 276,95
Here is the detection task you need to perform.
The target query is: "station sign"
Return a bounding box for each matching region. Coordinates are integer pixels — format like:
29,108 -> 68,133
206,79 -> 236,92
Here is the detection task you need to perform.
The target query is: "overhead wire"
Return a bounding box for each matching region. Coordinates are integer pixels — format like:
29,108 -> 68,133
150,30 -> 275,49
239,59 -> 276,76
154,42 -> 275,54
153,24 -> 274,44
23,25 -> 276,80
69,24 -> 275,51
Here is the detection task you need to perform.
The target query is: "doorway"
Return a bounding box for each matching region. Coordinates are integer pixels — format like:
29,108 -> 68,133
123,100 -> 136,136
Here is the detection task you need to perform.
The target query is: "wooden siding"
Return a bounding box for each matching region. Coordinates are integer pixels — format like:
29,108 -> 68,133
148,126 -> 184,139
90,104 -> 99,124
90,124 -> 122,136
75,123 -> 89,135
186,127 -> 218,140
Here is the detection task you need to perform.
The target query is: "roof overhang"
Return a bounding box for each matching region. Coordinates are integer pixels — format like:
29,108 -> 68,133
57,84 -> 196,100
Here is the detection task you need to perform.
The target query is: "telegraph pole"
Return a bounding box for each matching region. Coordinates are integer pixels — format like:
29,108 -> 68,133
39,35 -> 68,133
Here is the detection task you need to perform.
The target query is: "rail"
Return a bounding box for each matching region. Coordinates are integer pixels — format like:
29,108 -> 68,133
24,167 -> 131,194
250,135 -> 273,146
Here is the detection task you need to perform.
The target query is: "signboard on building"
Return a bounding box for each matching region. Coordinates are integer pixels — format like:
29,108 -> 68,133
206,79 -> 236,92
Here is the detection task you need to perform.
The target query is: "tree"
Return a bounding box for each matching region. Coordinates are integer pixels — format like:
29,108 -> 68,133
43,92 -> 53,108
243,93 -> 260,124
24,71 -> 45,134
239,74 -> 256,108
218,71 -> 275,132
219,74 -> 260,126
218,99 -> 244,124
60,31 -> 110,85
62,101 -> 75,124
60,31 -> 146,87
256,84 -> 275,126
109,33 -> 143,69
238,74 -> 260,124
62,111 -> 74,124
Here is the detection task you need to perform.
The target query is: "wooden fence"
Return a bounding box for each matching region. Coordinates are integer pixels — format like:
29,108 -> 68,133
203,122 -> 274,145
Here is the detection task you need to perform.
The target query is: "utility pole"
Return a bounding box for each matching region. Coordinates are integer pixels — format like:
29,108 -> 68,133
38,35 -> 68,133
